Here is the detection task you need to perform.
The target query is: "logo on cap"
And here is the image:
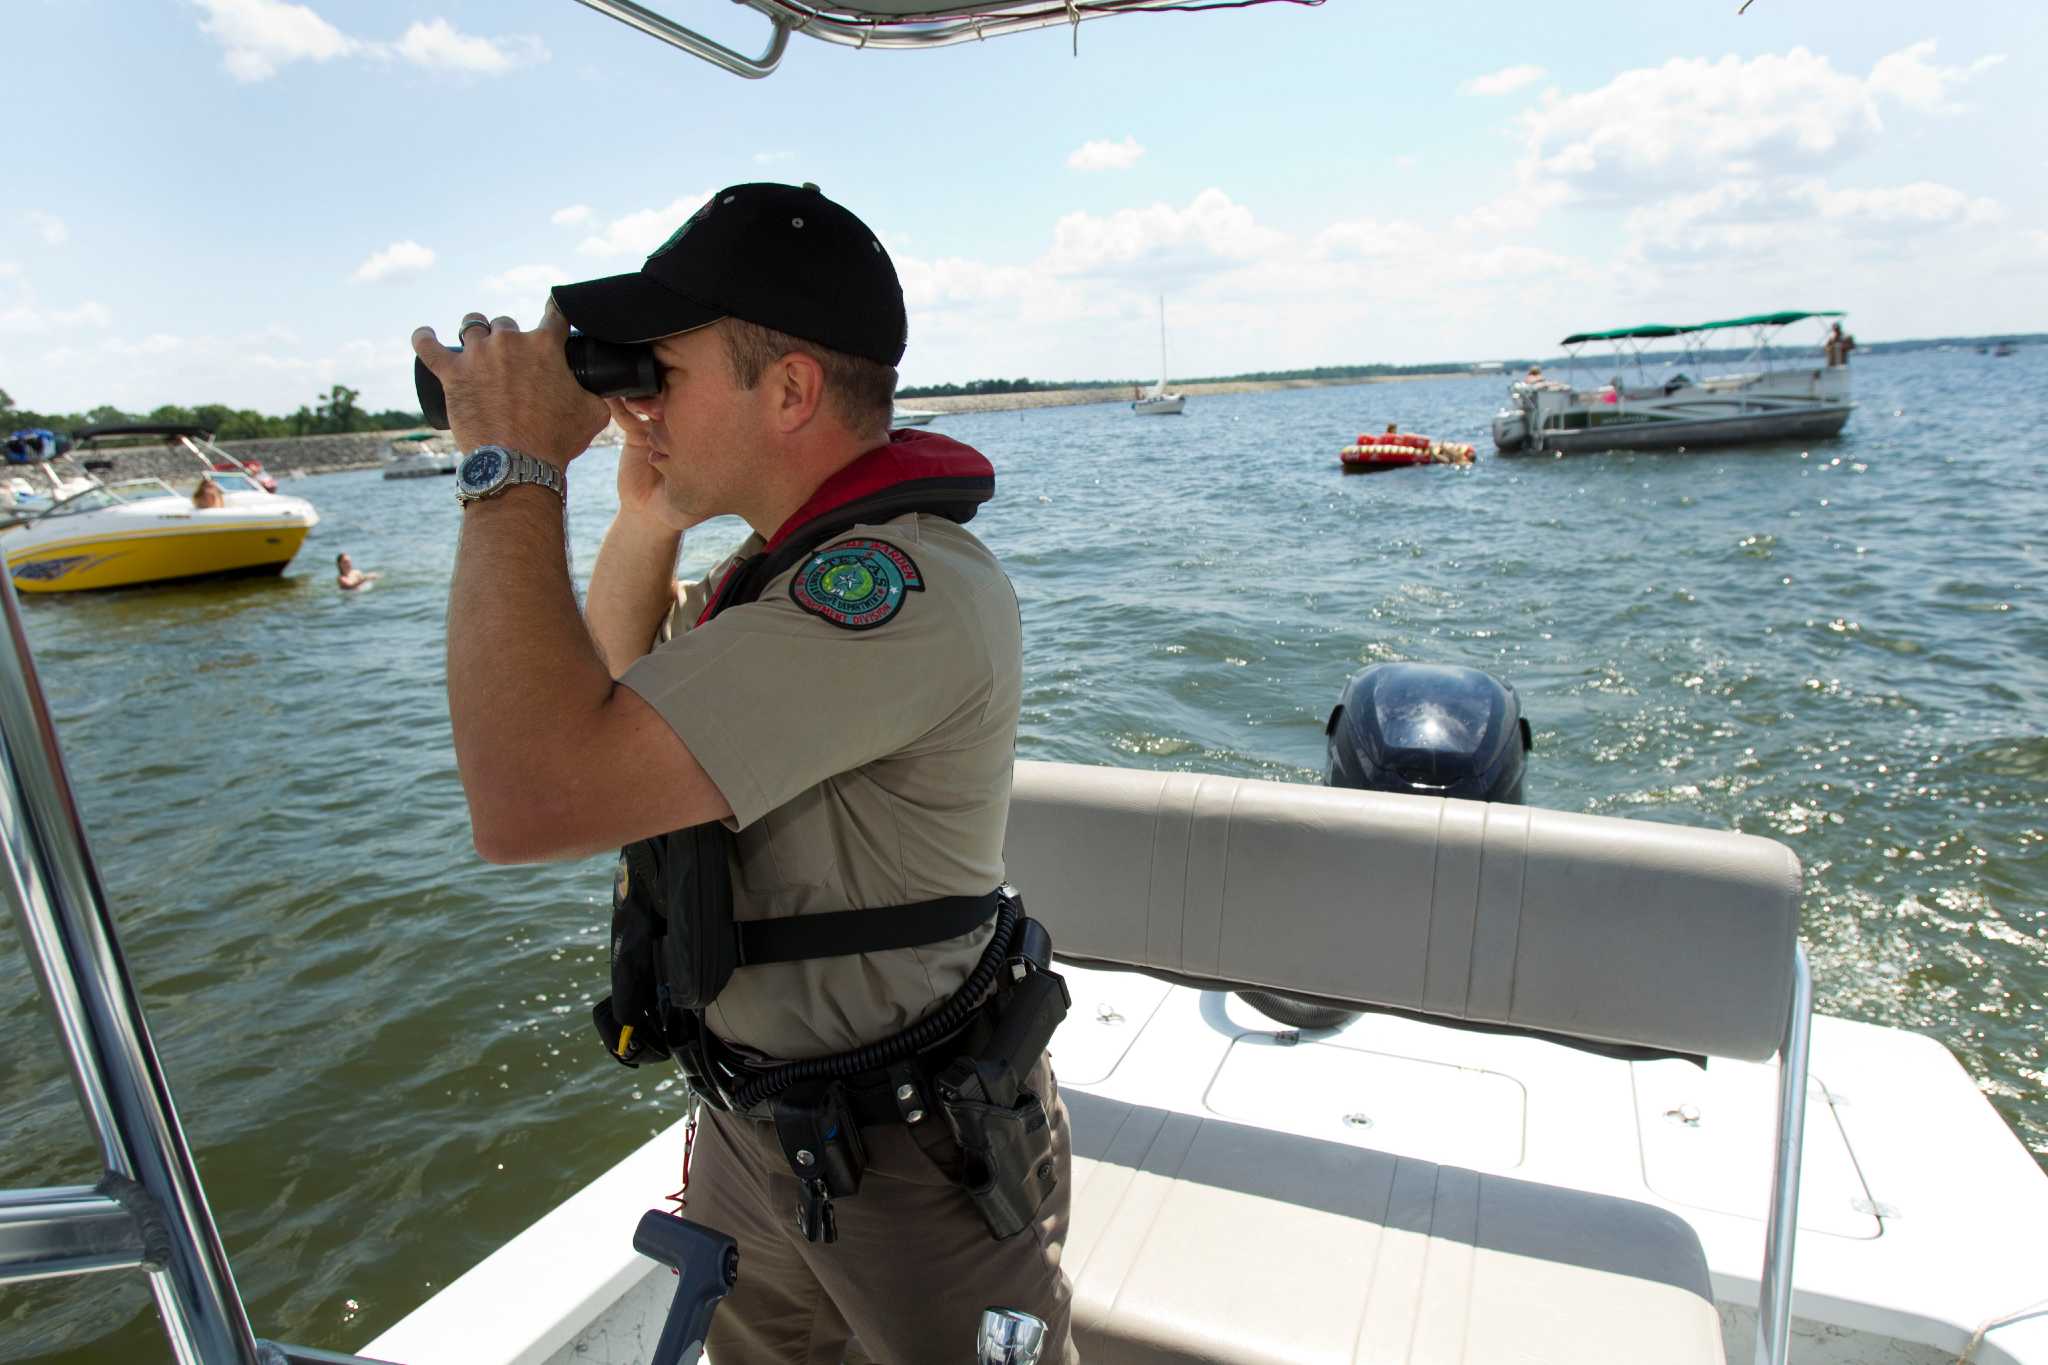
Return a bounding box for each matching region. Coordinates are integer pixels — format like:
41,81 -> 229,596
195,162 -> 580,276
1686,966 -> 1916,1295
650,198 -> 717,261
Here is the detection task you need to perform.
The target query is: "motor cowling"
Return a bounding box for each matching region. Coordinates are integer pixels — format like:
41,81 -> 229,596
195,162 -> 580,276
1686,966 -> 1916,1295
1239,663 -> 1532,1033
1326,662 -> 1529,805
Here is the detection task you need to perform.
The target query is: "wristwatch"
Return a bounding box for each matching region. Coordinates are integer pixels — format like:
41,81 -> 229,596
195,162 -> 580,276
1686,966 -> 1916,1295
455,445 -> 566,505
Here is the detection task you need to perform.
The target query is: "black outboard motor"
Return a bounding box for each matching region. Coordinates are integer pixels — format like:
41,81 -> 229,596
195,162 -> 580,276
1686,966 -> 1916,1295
1238,663 -> 1533,1031
1326,662 -> 1530,803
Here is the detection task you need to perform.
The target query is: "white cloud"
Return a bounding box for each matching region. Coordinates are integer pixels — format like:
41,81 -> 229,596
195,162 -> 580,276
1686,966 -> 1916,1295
1461,65 -> 1546,97
389,19 -> 547,74
1511,41 -> 2006,213
483,264 -> 563,295
27,212 -> 68,246
0,298 -> 111,334
1868,41 -> 2005,114
577,193 -> 714,258
1066,136 -> 1147,172
551,204 -> 592,227
1516,47 -> 1879,200
480,264 -> 564,316
352,240 -> 436,283
1625,176 -> 2004,265
13,326 -> 428,414
1799,180 -> 2001,227
190,2 -> 546,82
1046,189 -> 1284,278
192,0 -> 356,82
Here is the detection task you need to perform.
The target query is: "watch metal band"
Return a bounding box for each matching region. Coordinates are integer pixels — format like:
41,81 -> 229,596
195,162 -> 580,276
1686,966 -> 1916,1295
459,445 -> 566,505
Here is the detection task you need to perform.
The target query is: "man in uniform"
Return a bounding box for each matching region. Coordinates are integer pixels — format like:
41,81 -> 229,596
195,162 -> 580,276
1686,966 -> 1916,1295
411,183 -> 1074,1363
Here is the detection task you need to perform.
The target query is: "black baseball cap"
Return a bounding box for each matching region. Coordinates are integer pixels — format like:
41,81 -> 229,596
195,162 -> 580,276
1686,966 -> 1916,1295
551,182 -> 907,367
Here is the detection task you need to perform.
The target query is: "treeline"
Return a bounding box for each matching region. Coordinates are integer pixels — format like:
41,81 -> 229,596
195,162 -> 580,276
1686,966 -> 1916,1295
0,385 -> 423,442
896,360 -> 1477,399
896,377 -> 1123,399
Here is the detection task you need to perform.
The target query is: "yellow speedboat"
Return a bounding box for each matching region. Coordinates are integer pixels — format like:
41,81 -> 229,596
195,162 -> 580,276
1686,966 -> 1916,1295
2,425 -> 319,593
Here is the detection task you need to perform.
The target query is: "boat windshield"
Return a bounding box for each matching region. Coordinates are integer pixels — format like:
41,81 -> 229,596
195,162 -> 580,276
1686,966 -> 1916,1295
205,472 -> 262,494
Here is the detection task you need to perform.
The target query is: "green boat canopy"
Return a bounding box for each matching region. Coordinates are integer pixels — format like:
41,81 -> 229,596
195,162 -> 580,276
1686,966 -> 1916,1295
1691,310 -> 1845,331
1562,311 -> 1845,345
1560,324 -> 1685,344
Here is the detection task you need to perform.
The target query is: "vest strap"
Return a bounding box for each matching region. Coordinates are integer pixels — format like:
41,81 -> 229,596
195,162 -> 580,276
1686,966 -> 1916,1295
735,891 -> 1002,967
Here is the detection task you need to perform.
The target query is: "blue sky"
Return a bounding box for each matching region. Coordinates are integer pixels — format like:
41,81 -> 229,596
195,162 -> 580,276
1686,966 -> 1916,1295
3,0 -> 2043,414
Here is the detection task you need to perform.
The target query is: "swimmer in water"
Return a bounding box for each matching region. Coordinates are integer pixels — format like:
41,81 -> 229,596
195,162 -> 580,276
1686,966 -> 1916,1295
336,552 -> 380,591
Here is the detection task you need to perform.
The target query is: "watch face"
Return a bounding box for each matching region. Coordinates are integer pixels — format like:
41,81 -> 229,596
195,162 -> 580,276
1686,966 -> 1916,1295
459,447 -> 505,494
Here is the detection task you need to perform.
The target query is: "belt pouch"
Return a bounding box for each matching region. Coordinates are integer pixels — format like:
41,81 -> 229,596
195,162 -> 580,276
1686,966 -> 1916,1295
596,843 -> 672,1067
936,1085 -> 1057,1241
772,1080 -> 867,1200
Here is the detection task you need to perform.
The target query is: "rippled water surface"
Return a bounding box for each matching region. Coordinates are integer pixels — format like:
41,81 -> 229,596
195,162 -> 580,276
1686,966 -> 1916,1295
3,348 -> 2044,1361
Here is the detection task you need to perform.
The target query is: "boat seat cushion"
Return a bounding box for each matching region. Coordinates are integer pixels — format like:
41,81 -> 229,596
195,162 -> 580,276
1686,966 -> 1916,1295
1065,1093 -> 1722,1365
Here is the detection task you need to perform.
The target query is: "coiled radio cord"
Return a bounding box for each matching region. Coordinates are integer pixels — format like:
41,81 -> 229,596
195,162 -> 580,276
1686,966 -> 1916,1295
728,893 -> 1019,1112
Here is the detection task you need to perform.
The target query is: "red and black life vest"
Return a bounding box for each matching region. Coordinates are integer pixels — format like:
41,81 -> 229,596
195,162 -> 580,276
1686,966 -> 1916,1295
598,430 -> 1005,1067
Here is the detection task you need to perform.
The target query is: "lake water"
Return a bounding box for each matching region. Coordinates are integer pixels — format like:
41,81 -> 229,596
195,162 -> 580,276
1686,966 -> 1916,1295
2,347 -> 2042,1362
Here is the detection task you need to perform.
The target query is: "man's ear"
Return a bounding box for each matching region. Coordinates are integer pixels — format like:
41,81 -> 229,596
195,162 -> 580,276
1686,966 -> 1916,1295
773,351 -> 827,434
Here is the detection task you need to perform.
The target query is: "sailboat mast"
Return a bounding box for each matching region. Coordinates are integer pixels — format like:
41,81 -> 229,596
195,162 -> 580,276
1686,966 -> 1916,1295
1158,294 -> 1168,384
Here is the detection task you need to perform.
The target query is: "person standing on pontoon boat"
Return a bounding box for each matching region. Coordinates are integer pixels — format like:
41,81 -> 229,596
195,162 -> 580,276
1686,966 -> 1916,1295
1825,321 -> 1857,366
412,183 -> 1070,1365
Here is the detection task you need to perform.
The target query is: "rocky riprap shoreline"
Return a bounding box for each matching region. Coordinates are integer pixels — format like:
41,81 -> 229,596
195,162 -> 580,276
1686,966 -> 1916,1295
70,430 -> 451,483
900,371 -> 1471,415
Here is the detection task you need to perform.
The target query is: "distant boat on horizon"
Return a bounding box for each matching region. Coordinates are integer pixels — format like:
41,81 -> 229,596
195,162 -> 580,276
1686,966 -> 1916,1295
1133,296 -> 1185,416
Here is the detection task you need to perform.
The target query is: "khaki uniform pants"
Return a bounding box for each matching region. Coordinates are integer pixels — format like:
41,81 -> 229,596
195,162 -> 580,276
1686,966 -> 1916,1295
688,1061 -> 1078,1364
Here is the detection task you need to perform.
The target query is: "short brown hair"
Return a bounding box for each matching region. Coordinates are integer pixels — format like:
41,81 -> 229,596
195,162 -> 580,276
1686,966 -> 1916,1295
718,319 -> 897,437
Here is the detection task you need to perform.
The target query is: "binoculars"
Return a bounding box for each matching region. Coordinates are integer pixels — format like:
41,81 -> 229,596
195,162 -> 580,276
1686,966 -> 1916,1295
413,332 -> 660,429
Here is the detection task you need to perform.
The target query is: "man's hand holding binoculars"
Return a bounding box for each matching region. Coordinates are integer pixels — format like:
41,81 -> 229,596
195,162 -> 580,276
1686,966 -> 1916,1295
605,397 -> 705,536
411,299 -> 609,469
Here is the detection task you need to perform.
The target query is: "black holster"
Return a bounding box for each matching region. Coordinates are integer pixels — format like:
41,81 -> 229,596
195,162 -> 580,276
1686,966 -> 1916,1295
934,956 -> 1070,1240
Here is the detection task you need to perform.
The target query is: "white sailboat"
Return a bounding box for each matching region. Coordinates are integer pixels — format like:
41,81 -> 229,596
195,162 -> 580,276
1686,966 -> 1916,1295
1132,296 -> 1186,415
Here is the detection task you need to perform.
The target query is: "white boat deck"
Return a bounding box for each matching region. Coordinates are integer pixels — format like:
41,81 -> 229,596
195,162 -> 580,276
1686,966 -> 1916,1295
364,965 -> 2048,1365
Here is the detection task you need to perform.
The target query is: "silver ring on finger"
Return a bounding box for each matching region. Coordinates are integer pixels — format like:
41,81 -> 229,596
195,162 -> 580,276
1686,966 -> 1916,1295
459,316 -> 491,339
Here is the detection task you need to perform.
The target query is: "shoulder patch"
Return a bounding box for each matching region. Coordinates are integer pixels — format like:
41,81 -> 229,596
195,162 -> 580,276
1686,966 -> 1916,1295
789,537 -> 924,630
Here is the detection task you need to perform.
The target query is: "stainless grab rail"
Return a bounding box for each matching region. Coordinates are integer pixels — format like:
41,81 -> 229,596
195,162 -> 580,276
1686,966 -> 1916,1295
0,568 -> 381,1364
574,0 -> 792,77
574,0 -> 1275,69
1754,946 -> 1813,1365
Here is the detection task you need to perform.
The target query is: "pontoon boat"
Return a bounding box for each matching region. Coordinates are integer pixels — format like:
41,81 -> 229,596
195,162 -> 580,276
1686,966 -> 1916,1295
1493,312 -> 1855,456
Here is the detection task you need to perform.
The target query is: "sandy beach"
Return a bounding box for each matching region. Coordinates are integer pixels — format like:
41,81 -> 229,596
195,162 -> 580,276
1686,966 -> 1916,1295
898,371 -> 1474,415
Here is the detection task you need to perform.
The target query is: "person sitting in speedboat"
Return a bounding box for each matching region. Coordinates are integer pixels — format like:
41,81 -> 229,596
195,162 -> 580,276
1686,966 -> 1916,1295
192,476 -> 225,509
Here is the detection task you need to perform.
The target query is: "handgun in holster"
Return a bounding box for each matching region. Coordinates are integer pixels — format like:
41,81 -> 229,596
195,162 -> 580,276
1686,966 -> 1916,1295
935,921 -> 1071,1240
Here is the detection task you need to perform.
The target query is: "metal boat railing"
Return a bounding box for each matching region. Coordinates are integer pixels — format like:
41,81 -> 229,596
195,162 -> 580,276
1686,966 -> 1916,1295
1756,948 -> 1812,1365
0,571 -> 383,1364
571,0 -> 1313,78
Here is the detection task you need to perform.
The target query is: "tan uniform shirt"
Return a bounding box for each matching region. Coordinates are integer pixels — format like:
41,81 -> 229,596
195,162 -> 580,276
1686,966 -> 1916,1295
619,511 -> 1022,1060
